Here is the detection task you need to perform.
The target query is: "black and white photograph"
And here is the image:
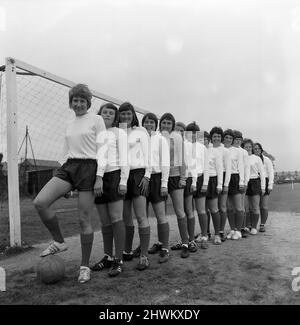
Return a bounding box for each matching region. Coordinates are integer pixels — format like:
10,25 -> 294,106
0,0 -> 299,310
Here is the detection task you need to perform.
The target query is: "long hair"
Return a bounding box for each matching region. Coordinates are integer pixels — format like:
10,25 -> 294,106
119,102 -> 139,127
98,103 -> 119,127
159,112 -> 175,132
254,142 -> 264,163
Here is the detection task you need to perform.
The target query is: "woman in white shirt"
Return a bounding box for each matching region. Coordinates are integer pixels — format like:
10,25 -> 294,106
232,130 -> 250,237
118,102 -> 152,271
224,129 -> 245,240
186,122 -> 210,249
254,142 -> 274,233
205,127 -> 224,245
142,112 -> 170,263
182,123 -> 198,253
91,103 -> 129,277
33,84 -> 106,284
160,113 -> 190,259
242,139 -> 265,235
216,130 -> 232,241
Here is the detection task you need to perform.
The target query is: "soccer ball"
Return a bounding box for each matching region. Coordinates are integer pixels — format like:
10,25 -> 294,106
36,255 -> 65,284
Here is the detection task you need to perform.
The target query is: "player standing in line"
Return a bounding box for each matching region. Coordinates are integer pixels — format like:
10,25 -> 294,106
182,123 -> 198,253
204,127 -> 224,245
216,129 -> 232,242
186,122 -> 210,249
242,139 -> 265,234
232,130 -> 250,237
91,103 -> 129,277
142,113 -> 171,263
118,102 -> 152,270
224,129 -> 245,240
160,113 -> 190,258
33,84 -> 106,283
253,142 -> 274,233
195,130 -> 212,242
175,122 -> 186,137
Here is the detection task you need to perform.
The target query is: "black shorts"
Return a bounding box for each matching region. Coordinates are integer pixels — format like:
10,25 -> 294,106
246,178 -> 261,196
193,174 -> 206,198
94,169 -> 124,204
206,176 -> 218,200
228,174 -> 240,196
184,177 -> 193,197
168,176 -> 181,193
54,158 -> 97,191
125,168 -> 146,200
148,173 -> 168,204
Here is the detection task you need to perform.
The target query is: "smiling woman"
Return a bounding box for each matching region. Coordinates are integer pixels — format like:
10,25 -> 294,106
33,83 -> 106,284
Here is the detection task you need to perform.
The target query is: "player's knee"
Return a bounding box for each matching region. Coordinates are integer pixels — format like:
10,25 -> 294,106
79,219 -> 92,233
157,215 -> 167,224
251,208 -> 260,214
219,207 -> 227,213
33,198 -> 47,212
136,216 -> 149,228
110,213 -> 122,224
184,208 -> 193,218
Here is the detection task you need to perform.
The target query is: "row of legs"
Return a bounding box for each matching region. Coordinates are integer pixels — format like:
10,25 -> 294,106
33,178 -> 269,274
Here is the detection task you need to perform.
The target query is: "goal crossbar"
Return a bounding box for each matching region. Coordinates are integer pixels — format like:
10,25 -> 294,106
4,57 -> 152,247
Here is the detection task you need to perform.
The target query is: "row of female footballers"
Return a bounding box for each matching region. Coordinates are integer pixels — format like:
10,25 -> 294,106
33,84 -> 274,283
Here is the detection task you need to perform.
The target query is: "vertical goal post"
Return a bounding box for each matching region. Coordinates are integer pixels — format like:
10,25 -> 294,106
3,57 -> 152,247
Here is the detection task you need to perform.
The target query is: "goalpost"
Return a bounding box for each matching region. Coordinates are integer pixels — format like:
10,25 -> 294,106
0,57 -> 150,247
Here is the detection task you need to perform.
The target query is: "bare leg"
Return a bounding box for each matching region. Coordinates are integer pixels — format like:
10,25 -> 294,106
33,177 -> 72,242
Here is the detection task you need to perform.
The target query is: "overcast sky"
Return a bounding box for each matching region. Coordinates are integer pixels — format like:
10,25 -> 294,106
0,0 -> 300,171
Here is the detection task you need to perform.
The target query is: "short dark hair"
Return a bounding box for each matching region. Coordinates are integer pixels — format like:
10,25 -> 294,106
224,128 -> 234,138
241,138 -> 254,153
142,112 -> 158,130
210,126 -> 224,140
69,84 -> 92,109
186,121 -> 200,133
119,102 -> 139,127
204,131 -> 210,140
98,103 -> 119,127
175,122 -> 186,130
233,130 -> 243,140
159,112 -> 176,132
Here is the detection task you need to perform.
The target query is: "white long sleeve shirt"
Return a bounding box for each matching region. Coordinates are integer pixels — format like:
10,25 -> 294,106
248,154 -> 266,190
184,141 -> 209,187
96,127 -> 130,186
239,147 -> 250,186
60,112 -> 106,176
216,145 -> 232,187
229,146 -> 245,186
127,126 -> 152,179
149,132 -> 170,188
263,155 -> 274,190
205,147 -> 223,190
162,131 -> 186,178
